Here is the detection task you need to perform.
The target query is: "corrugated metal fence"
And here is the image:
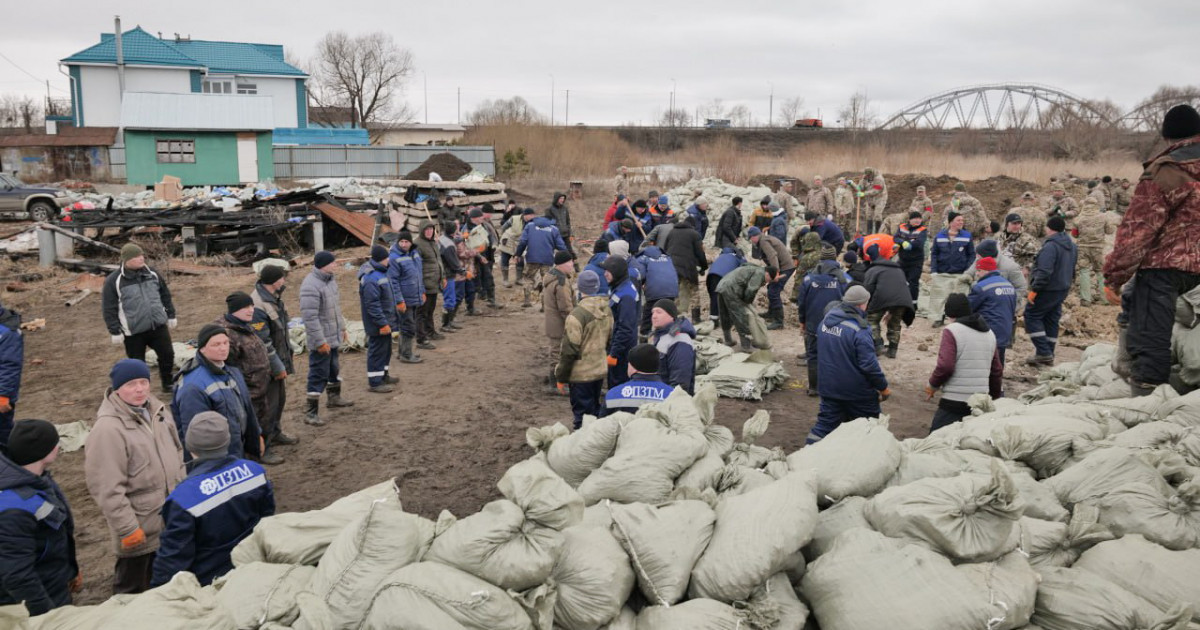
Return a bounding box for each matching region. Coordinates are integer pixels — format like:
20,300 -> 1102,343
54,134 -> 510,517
273,145 -> 495,179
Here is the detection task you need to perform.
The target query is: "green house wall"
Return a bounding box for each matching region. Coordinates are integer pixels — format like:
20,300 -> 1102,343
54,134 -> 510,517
124,130 -> 273,186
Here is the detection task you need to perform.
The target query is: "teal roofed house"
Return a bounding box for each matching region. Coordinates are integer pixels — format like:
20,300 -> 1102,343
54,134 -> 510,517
61,27 -> 311,185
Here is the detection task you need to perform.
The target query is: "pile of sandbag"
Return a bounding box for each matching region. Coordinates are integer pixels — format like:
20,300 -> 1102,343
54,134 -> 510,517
662,177 -> 775,245
11,381 -> 1200,630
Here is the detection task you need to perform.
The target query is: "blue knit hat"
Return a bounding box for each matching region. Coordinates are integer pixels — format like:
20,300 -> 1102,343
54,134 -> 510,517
110,358 -> 152,390
577,270 -> 602,296
747,226 -> 762,237
657,195 -> 669,205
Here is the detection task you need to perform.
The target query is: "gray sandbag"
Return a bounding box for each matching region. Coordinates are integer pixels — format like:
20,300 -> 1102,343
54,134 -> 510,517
675,451 -> 726,491
1013,505 -> 1112,569
577,408 -> 708,506
1045,447 -> 1177,508
600,607 -> 635,630
232,478 -> 399,567
864,461 -> 1025,562
551,526 -> 635,630
959,413 -> 1110,478
1086,384 -> 1179,428
528,415 -> 625,487
1074,535 -> 1200,625
884,450 -> 962,488
92,572 -> 236,630
359,562 -> 533,630
608,500 -> 715,606
801,528 -> 1038,630
1161,388 -> 1200,428
1107,421 -> 1200,466
635,598 -> 745,630
1094,479 -> 1200,551
745,573 -> 809,630
20,597 -> 131,630
1011,471 -> 1068,522
497,457 -> 585,530
308,499 -> 433,629
725,410 -> 785,468
423,502 -> 558,592
804,496 -> 870,561
689,471 -> 820,602
789,417 -> 902,501
214,562 -> 316,629
1031,566 -> 1192,630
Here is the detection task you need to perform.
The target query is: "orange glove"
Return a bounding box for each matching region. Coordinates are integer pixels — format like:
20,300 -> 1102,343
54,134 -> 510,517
466,270 -> 475,280
317,343 -> 331,354
378,325 -> 392,336
1104,285 -> 1121,306
879,388 -> 892,402
69,573 -> 82,594
556,382 -> 569,395
1027,291 -> 1037,304
397,302 -> 407,313
121,528 -> 146,550
274,370 -> 288,381
0,397 -> 10,413
923,385 -> 936,400
259,436 -> 265,455
606,356 -> 619,367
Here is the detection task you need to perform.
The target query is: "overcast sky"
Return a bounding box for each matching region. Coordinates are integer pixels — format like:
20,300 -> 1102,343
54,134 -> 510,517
2,0 -> 1193,127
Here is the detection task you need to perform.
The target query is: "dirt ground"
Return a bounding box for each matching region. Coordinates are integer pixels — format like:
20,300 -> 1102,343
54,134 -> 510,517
4,179 -> 1105,604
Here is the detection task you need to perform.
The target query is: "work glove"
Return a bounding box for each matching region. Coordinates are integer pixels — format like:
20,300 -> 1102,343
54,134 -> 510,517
378,325 -> 392,336
556,382 -> 569,395
1104,285 -> 1122,306
956,274 -> 972,284
397,302 -> 407,313
901,241 -> 912,250
317,343 -> 331,355
70,573 -> 82,593
879,388 -> 892,402
606,356 -> 619,367
856,192 -> 865,198
923,385 -> 936,401
1027,291 -> 1037,304
121,528 -> 146,551
466,270 -> 475,280
110,334 -> 123,345
167,318 -> 178,329
0,397 -> 11,414
274,371 -> 288,381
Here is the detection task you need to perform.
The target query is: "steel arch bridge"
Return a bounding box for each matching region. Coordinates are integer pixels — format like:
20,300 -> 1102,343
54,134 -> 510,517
1118,89 -> 1200,132
876,83 -> 1117,131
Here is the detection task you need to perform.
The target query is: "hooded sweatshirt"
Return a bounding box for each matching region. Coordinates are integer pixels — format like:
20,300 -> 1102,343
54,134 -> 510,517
545,192 -> 572,238
0,454 -> 77,615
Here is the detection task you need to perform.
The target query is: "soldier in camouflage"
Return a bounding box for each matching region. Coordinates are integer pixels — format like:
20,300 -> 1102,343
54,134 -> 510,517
833,178 -> 854,222
1073,196 -> 1115,303
1000,213 -> 1039,270
773,180 -> 800,222
942,183 -> 988,240
805,176 -> 834,218
909,186 -> 935,221
1043,187 -> 1079,228
615,166 -> 629,198
859,168 -> 887,233
879,210 -> 908,237
1014,191 -> 1046,238
1085,180 -> 1107,212
1111,178 -> 1132,215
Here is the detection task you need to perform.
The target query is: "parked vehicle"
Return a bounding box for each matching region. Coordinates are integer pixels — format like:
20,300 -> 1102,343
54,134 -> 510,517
705,118 -> 732,129
0,173 -> 68,221
793,118 -> 824,129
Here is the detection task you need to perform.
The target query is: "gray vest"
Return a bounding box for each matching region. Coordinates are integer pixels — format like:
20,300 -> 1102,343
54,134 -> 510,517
943,322 -> 996,402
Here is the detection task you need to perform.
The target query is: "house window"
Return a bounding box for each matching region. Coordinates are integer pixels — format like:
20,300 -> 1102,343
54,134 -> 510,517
156,139 -> 196,164
236,82 -> 257,95
202,79 -> 232,94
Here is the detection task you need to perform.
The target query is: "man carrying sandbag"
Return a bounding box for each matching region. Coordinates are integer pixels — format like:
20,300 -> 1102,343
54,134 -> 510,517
716,264 -> 776,351
808,285 -> 890,444
924,294 -> 1004,432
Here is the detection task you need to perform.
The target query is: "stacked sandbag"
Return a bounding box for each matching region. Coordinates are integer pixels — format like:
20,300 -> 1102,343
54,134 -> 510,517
1013,505 -> 1113,569
634,598 -> 747,630
608,500 -> 715,606
1031,567 -> 1193,630
725,410 -> 784,469
527,414 -> 627,487
804,496 -> 870,561
864,460 -> 1025,562
788,417 -> 902,502
360,562 -> 535,630
213,562 -> 315,629
551,525 -> 636,630
1073,535 -> 1200,625
801,528 -> 1038,630
424,457 -> 583,591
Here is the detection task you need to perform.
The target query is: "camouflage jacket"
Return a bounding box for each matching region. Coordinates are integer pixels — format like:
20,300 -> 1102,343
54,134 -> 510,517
879,211 -> 908,237
1111,186 -> 1133,214
554,296 -> 613,384
833,186 -> 854,216
1044,196 -> 1079,222
943,194 -> 989,237
1104,137 -> 1200,286
773,190 -> 799,221
1074,203 -> 1114,248
806,186 -> 834,215
615,174 -> 629,198
859,174 -> 887,207
791,230 -> 821,270
1002,230 -> 1040,268
1014,203 -> 1046,239
1086,188 -> 1108,212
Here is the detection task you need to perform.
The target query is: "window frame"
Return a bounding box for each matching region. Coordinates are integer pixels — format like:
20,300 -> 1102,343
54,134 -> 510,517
155,138 -> 196,164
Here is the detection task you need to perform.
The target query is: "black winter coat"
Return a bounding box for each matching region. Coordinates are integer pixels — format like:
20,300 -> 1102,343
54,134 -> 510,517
864,259 -> 916,324
716,206 -> 743,249
0,455 -> 76,616
663,224 -> 708,284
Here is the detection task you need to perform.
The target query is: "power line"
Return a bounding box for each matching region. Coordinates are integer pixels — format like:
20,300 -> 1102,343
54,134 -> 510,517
0,51 -> 68,94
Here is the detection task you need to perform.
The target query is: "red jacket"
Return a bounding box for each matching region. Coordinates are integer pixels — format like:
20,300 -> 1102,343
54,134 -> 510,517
603,202 -> 620,230
1104,136 -> 1200,287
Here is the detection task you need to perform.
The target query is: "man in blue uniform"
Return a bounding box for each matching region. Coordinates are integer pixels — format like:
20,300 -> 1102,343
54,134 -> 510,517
604,256 -> 642,389
968,256 -> 1018,365
605,344 -> 674,412
796,243 -> 848,396
358,246 -> 399,393
809,285 -> 890,444
1025,216 -> 1077,366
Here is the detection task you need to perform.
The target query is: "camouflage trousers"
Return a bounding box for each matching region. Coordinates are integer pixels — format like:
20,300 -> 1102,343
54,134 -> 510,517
867,307 -> 905,347
1076,247 -> 1105,303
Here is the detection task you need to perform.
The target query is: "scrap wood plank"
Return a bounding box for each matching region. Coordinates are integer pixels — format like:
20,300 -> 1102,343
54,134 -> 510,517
55,258 -> 214,276
361,179 -> 506,191
315,202 -> 393,246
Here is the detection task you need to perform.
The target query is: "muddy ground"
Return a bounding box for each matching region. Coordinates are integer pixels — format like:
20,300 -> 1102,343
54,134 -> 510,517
4,178 -> 1107,604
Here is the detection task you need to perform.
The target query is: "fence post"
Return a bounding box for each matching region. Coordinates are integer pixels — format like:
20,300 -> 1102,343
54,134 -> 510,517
311,218 -> 325,252
37,226 -> 57,267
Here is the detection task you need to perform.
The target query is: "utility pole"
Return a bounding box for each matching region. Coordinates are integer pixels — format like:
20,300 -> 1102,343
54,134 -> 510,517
423,72 -> 428,124
457,87 -> 461,124
565,89 -> 570,126
768,82 -> 774,128
549,74 -> 555,126
114,15 -> 125,100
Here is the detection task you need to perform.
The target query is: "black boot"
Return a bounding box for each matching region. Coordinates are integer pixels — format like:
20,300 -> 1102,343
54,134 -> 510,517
260,446 -> 284,465
441,312 -> 459,333
723,328 -> 736,347
399,336 -> 424,363
368,382 -> 395,393
272,431 -> 299,446
416,338 -> 437,351
383,370 -> 399,385
691,307 -> 701,322
874,340 -> 885,355
501,267 -> 512,288
739,334 -> 753,352
448,308 -> 463,329
326,383 -> 355,408
886,344 -> 897,359
303,395 -> 325,426
807,370 -> 819,397
466,306 -> 482,316
766,307 -> 784,330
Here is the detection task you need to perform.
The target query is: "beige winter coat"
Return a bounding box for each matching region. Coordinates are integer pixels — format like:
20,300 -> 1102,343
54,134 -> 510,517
85,390 -> 185,557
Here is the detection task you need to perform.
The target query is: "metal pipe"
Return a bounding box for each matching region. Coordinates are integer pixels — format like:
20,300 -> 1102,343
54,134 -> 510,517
114,15 -> 125,100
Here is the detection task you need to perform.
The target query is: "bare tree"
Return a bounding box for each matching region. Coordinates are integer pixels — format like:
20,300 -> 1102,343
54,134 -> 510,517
776,97 -> 806,127
1128,85 -> 1200,130
310,31 -> 415,127
466,96 -> 546,126
698,98 -> 726,122
838,91 -> 877,130
727,104 -> 753,127
0,95 -> 41,132
658,107 -> 693,128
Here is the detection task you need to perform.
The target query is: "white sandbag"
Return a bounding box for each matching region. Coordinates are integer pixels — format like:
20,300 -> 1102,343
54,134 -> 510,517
675,451 -> 726,491
21,597 -> 130,630
1045,447 -> 1176,507
1095,479 -> 1200,550
231,478 -> 399,567
552,526 -> 635,630
529,416 -> 623,487
805,496 -> 870,561
1074,535 -> 1200,625
635,598 -> 745,630
0,606 -> 27,630
608,500 -> 715,606
864,461 -> 1025,562
789,417 -> 902,501
214,562 -> 315,629
711,464 -> 776,496
497,457 -> 585,530
599,607 -> 636,630
1108,421 -> 1200,466
703,424 -> 735,457
1087,384 -> 1180,427
1161,388 -> 1200,428
289,592 -> 337,630
1014,505 -> 1112,569
689,471 -> 819,602
884,450 -> 963,488
960,414 -> 1109,477
1011,471 -> 1068,522
360,562 -> 533,630
746,573 -> 809,630
97,572 -> 236,630
424,499 -> 562,591
308,499 -> 433,629
1031,566 -> 1192,630
726,410 -> 785,468
801,528 -> 1037,630
577,413 -> 708,505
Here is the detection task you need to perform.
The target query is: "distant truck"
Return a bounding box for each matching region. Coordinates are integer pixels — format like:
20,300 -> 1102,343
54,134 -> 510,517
704,118 -> 732,129
793,118 -> 824,129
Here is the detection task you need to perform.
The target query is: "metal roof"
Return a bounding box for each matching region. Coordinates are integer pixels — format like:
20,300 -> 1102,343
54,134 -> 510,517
0,127 -> 118,148
119,92 -> 275,131
368,123 -> 467,132
62,27 -> 306,77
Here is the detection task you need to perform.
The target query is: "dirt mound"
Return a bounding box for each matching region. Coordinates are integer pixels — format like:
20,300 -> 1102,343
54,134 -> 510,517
744,173 -> 796,190
405,152 -> 474,181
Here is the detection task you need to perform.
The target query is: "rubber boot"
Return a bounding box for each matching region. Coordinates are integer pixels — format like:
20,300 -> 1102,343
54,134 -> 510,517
874,340 -> 885,355
691,307 -> 701,323
303,395 -> 325,426
416,338 -> 436,350
723,328 -> 736,347
441,312 -> 458,332
739,334 -> 753,352
886,343 -> 898,359
369,383 -> 395,393
806,370 -> 819,397
502,267 -> 512,288
326,383 -> 355,408
766,307 -> 784,330
467,306 -> 482,316
260,446 -> 284,465
446,309 -> 463,330
160,376 -> 174,394
399,336 -> 423,363
383,370 -> 399,385
521,285 -> 532,308
273,431 -> 299,446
